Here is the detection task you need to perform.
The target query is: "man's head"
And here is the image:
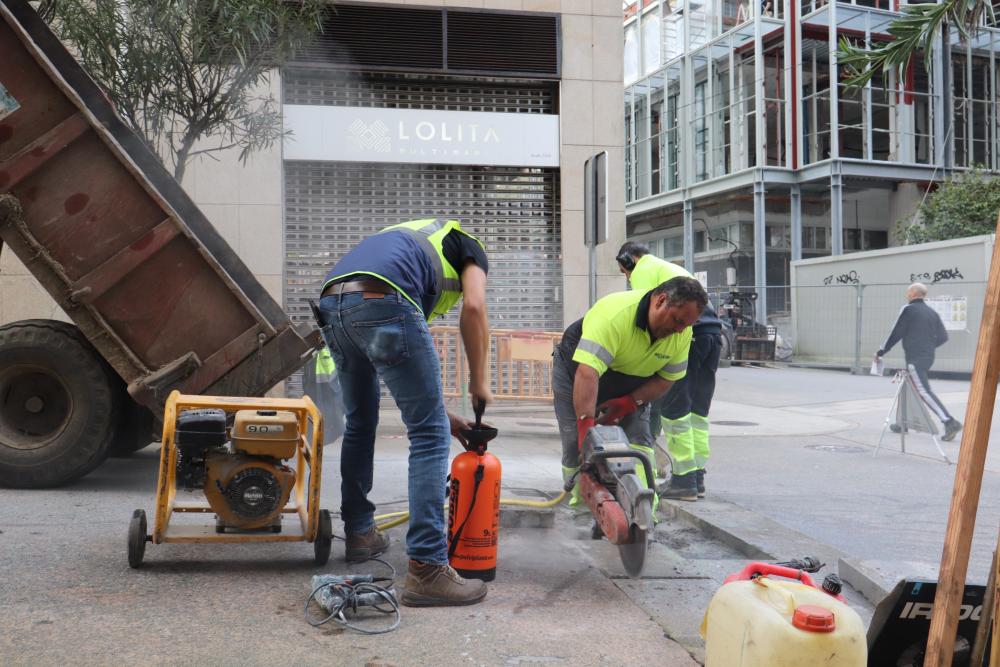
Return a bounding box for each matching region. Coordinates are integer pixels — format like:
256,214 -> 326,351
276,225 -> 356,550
907,282 -> 928,302
616,241 -> 650,279
647,276 -> 708,339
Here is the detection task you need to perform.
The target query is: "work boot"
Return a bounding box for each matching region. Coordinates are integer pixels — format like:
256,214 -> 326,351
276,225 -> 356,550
400,560 -> 487,607
889,423 -> 907,434
344,526 -> 389,563
696,469 -> 706,498
656,472 -> 698,502
942,419 -> 963,442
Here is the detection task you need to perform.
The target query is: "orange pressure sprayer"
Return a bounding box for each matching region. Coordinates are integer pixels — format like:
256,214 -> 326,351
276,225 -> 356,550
447,400 -> 501,581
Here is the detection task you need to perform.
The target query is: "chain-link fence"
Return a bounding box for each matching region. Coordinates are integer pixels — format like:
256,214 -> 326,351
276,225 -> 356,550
708,282 -> 985,373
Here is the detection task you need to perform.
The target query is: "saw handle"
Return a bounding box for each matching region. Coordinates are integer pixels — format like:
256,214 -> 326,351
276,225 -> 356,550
585,448 -> 655,492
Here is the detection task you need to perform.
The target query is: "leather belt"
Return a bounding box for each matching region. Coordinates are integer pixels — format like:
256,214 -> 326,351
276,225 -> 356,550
321,278 -> 396,299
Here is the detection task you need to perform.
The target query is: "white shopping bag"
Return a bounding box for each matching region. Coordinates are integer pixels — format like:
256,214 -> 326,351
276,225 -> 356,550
870,357 -> 885,376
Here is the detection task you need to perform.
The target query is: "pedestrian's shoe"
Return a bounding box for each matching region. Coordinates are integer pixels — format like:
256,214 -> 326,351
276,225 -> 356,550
344,526 -> 389,563
400,560 -> 487,607
656,472 -> 698,502
889,423 -> 907,434
942,419 -> 963,442
696,469 -> 706,498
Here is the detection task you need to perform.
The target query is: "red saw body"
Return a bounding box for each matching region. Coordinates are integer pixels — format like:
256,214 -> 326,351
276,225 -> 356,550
574,425 -> 655,578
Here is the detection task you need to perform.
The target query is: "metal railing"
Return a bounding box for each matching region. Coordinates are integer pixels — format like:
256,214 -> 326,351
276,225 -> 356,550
431,327 -> 562,402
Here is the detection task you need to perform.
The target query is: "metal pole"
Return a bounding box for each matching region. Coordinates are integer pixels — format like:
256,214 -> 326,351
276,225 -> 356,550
853,283 -> 864,375
589,245 -> 597,307
790,183 -> 802,262
683,199 -> 694,270
754,175 -> 767,319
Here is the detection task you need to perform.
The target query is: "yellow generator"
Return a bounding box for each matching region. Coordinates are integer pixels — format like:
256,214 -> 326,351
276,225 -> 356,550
127,391 -> 329,568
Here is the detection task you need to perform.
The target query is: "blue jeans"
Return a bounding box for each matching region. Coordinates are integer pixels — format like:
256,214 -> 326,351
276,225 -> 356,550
319,291 -> 451,564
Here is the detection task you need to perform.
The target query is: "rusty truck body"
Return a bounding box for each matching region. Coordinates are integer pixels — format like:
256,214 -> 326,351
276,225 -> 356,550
0,0 -> 319,487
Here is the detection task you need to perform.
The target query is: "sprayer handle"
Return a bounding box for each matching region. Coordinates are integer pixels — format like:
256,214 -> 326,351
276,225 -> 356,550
472,396 -> 486,428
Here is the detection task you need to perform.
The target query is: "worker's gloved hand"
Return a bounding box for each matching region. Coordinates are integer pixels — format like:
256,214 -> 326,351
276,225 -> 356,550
875,349 -> 885,358
448,411 -> 473,448
596,395 -> 638,426
577,416 -> 596,451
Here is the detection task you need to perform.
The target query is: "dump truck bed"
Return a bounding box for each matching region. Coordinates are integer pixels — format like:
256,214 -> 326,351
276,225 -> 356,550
0,0 -> 317,410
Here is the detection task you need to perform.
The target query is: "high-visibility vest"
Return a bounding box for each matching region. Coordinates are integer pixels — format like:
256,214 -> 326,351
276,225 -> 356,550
324,218 -> 484,321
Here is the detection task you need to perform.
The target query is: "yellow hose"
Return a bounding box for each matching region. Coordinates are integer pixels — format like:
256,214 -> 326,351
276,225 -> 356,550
373,490 -> 568,531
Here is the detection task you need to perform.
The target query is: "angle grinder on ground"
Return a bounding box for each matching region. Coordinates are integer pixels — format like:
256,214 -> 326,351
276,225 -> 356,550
574,424 -> 656,578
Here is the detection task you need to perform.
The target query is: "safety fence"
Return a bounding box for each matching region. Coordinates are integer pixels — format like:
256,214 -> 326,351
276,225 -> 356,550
430,327 -> 562,402
707,282 -> 986,374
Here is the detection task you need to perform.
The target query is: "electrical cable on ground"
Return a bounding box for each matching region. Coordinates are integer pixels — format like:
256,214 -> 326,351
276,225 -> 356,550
304,556 -> 401,635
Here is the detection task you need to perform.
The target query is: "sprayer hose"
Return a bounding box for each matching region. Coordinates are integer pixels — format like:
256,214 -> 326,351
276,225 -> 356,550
373,491 -> 568,531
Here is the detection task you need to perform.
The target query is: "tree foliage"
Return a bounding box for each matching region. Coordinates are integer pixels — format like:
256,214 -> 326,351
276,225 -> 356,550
837,0 -> 992,89
37,0 -> 324,181
899,169 -> 1000,244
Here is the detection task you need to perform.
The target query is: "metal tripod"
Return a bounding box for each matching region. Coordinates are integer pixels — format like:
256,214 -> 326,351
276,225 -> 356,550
874,370 -> 951,464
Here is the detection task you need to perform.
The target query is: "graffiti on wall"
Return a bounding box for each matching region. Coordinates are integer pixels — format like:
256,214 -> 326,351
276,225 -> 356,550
910,267 -> 965,284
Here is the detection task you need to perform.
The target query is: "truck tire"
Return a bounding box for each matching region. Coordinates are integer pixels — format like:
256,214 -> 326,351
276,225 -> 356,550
0,320 -> 119,487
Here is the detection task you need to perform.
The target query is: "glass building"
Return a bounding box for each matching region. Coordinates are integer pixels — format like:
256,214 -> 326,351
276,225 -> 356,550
623,0 -> 999,316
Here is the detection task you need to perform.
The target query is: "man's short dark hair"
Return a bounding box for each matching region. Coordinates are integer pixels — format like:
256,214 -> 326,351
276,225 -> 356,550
617,241 -> 650,259
652,276 -> 708,311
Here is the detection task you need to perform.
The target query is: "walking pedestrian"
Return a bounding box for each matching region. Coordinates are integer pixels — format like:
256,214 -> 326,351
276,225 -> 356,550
876,282 -> 962,441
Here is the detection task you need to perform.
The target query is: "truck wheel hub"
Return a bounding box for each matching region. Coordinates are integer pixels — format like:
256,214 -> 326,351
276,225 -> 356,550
0,367 -> 72,450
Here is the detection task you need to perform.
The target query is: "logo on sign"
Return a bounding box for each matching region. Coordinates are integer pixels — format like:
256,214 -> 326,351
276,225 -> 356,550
348,119 -> 391,153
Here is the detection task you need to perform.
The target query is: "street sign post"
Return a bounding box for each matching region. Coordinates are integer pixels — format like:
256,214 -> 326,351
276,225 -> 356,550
584,151 -> 608,307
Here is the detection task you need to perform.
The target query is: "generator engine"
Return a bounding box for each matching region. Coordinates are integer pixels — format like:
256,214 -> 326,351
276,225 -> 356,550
175,408 -> 298,532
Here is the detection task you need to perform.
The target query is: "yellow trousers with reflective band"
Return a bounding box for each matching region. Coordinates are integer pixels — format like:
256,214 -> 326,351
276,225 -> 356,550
690,413 -> 710,469
663,413 -> 710,475
629,442 -> 659,512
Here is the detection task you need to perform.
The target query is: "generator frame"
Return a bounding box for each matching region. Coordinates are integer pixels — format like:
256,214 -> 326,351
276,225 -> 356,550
127,391 -> 329,567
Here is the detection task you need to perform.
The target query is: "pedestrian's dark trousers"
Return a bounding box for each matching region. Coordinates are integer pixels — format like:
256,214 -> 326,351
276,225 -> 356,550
907,354 -> 953,424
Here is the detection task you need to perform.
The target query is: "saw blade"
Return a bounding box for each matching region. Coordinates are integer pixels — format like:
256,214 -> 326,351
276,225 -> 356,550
618,526 -> 647,578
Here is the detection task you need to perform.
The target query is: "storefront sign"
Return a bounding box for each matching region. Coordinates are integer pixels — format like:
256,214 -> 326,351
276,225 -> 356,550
283,105 -> 559,167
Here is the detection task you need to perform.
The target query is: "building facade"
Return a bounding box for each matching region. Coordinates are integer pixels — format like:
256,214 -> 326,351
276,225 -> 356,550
1,0 -> 625,337
623,0 -> 1000,317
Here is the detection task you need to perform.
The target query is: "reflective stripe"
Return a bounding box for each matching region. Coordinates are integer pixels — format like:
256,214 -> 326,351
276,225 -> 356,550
417,218 -> 447,234
442,278 -> 462,292
690,414 -> 709,430
576,339 -> 614,366
661,360 -> 688,375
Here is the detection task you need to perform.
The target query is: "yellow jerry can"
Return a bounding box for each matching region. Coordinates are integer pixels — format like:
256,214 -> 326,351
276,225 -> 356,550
701,562 -> 867,667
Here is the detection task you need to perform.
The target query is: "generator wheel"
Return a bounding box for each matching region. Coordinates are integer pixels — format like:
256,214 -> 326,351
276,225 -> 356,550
128,509 -> 147,569
0,320 -> 119,487
314,509 -> 332,566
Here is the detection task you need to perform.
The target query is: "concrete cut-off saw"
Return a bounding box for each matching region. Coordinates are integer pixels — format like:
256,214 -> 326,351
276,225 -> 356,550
572,425 -> 656,578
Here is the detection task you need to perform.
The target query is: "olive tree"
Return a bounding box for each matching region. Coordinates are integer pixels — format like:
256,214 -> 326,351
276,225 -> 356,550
38,0 -> 324,181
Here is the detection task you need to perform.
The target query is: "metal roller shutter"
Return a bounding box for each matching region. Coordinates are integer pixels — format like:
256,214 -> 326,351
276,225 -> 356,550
284,161 -> 561,333
281,72 -> 561,396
